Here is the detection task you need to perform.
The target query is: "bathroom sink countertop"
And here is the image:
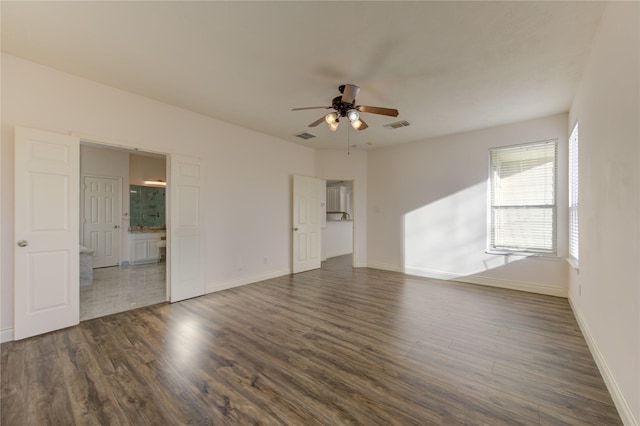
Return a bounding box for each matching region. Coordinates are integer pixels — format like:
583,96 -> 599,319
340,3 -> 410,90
128,228 -> 166,234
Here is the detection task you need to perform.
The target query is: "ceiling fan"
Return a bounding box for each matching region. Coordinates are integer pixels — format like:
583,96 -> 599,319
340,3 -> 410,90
292,84 -> 399,131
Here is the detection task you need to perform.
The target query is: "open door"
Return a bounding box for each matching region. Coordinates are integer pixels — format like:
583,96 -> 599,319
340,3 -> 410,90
14,127 -> 80,340
168,155 -> 204,302
292,175 -> 321,273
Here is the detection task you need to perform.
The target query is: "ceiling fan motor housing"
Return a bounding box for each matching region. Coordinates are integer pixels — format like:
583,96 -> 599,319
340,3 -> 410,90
331,95 -> 356,118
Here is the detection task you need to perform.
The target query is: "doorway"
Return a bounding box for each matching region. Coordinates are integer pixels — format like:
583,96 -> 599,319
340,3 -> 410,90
14,127 -> 205,339
79,142 -> 168,320
322,179 -> 355,269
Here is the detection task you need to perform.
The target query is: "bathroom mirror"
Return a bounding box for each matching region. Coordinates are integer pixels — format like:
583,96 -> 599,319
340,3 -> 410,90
129,185 -> 166,228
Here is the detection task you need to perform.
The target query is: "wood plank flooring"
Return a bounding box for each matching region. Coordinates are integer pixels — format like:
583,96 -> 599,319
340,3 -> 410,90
1,255 -> 622,425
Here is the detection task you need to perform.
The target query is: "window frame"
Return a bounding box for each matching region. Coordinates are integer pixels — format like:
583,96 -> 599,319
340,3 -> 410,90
487,139 -> 558,256
568,123 -> 579,262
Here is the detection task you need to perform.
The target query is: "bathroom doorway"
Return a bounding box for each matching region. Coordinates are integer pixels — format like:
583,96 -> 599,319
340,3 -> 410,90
79,142 -> 168,320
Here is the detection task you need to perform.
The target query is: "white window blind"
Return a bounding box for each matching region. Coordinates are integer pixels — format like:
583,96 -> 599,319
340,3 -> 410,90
488,140 -> 558,254
568,124 -> 579,260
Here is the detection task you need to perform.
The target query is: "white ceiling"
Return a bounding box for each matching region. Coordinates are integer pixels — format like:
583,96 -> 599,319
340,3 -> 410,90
1,1 -> 605,150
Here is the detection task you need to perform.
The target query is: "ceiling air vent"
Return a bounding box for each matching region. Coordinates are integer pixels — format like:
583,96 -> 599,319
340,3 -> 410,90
295,132 -> 316,140
384,120 -> 410,129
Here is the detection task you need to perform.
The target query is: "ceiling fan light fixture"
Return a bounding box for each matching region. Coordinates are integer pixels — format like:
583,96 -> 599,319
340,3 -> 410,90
325,112 -> 339,131
347,109 -> 360,123
351,119 -> 363,130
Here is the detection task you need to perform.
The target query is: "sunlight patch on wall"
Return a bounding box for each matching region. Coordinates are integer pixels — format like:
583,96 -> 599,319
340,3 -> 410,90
403,181 -> 519,278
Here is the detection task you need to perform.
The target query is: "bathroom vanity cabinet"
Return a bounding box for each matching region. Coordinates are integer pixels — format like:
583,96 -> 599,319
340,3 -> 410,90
129,232 -> 165,264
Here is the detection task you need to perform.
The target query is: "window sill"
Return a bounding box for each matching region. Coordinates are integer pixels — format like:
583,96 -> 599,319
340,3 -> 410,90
566,257 -> 580,271
486,251 -> 559,260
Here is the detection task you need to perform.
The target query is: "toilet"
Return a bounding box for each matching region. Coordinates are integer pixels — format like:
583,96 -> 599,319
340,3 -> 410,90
156,238 -> 167,262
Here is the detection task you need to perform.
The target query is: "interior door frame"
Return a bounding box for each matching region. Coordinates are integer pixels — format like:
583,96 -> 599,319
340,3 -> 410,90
75,134 -> 172,301
80,173 -> 123,267
320,176 -> 357,268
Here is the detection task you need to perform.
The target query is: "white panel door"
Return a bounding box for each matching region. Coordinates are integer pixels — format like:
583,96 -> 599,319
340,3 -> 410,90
293,175 -> 321,273
82,176 -> 121,268
169,155 -> 204,302
14,127 -> 80,340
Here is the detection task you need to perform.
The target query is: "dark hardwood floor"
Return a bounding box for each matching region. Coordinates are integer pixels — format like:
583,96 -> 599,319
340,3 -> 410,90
1,255 -> 621,425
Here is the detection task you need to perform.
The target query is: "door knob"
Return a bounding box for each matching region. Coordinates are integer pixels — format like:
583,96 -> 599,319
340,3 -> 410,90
114,225 -> 120,229
293,227 -> 299,231
17,240 -> 28,247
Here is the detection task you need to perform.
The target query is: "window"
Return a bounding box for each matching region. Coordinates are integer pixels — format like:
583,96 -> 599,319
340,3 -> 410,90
568,124 -> 579,260
488,139 -> 558,255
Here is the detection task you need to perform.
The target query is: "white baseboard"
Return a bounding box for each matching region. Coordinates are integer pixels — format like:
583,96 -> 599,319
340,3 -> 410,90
1,328 -> 14,343
366,262 -> 405,273
368,263 -> 567,297
569,298 -> 638,426
405,266 -> 567,297
206,268 -> 290,294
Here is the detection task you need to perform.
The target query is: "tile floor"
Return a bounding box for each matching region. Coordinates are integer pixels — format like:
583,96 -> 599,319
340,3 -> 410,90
80,262 -> 167,321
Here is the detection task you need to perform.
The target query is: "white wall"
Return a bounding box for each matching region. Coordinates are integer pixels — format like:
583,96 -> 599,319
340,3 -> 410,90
80,145 -> 131,262
315,149 -> 367,267
367,114 -> 569,296
81,145 -> 130,182
568,2 -> 639,424
129,153 -> 166,186
1,54 -> 315,335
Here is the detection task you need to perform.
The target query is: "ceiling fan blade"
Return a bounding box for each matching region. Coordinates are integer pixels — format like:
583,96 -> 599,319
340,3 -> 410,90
356,118 -> 368,131
308,116 -> 327,127
357,105 -> 399,117
292,106 -> 331,111
341,84 -> 360,104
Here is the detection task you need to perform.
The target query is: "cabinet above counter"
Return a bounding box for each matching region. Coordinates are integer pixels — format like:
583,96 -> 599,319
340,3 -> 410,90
327,185 -> 350,213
